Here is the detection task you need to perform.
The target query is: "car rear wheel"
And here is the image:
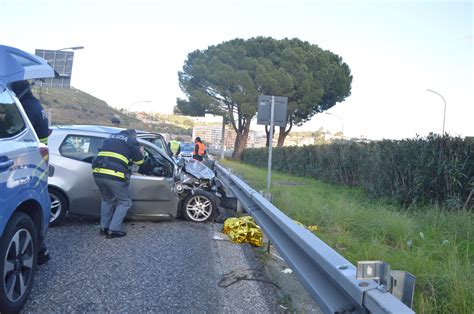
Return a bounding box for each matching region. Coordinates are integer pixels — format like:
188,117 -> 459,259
182,190 -> 217,222
0,212 -> 38,313
49,188 -> 68,227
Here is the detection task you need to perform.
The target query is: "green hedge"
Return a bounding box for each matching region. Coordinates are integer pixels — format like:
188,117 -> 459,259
241,135 -> 474,209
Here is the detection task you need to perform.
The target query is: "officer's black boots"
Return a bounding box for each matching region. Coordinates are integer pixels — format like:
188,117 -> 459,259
106,230 -> 127,238
100,228 -> 109,235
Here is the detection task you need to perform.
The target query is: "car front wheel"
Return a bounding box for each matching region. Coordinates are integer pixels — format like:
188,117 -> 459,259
49,188 -> 68,227
182,190 -> 217,222
0,212 -> 38,313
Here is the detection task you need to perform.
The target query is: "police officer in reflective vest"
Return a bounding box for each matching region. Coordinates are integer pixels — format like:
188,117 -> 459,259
92,129 -> 144,238
10,80 -> 50,144
193,136 -> 206,161
168,139 -> 181,157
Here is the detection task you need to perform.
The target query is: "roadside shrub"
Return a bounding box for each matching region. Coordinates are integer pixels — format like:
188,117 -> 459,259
241,135 -> 473,210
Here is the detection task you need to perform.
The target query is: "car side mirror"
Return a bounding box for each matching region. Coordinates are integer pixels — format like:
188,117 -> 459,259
177,158 -> 185,167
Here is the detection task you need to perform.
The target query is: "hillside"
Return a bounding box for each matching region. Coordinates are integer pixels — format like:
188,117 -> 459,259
32,86 -> 191,136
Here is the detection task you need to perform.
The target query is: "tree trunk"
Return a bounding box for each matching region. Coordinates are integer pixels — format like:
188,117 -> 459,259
232,118 -> 251,160
276,122 -> 293,147
277,129 -> 287,147
264,125 -> 275,148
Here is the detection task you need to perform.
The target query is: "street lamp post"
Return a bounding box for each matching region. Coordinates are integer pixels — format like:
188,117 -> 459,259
427,89 -> 446,135
325,112 -> 344,138
52,46 -> 84,88
56,46 -> 84,52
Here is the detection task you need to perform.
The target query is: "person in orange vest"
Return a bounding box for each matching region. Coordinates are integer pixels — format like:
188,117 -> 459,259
193,137 -> 206,161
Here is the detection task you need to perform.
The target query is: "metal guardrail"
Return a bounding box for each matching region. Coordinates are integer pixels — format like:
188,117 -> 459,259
215,163 -> 414,314
207,148 -> 233,158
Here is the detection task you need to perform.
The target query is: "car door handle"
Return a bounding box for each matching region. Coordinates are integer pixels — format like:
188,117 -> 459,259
0,160 -> 14,171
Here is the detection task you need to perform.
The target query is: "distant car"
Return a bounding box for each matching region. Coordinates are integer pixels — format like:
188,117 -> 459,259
0,45 -> 53,312
47,125 -> 224,226
179,142 -> 195,160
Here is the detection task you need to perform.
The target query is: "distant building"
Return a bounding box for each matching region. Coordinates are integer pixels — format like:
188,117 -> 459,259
247,130 -> 267,148
192,124 -> 269,150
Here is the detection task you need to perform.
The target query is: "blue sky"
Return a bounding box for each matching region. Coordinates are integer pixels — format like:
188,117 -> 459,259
1,0 -> 472,139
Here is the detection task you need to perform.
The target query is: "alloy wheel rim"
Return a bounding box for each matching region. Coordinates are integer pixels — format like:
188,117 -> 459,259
3,228 -> 34,302
50,194 -> 62,222
186,196 -> 212,221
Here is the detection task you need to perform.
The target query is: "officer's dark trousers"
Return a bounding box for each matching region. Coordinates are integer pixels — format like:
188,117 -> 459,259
93,176 -> 132,232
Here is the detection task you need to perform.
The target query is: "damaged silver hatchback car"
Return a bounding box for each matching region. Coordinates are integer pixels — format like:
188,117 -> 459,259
47,125 -> 225,226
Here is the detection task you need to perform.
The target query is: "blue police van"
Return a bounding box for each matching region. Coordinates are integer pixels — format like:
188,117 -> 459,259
0,45 -> 54,312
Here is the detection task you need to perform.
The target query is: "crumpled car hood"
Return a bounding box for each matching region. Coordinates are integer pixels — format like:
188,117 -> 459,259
184,159 -> 215,180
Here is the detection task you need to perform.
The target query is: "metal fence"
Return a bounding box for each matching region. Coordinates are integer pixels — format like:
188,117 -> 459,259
215,163 -> 414,314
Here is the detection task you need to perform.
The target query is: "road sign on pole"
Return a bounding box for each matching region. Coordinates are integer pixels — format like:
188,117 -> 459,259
257,95 -> 288,192
257,95 -> 288,127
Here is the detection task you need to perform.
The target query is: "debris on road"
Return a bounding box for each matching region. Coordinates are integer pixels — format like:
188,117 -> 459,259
218,268 -> 280,289
212,232 -> 231,242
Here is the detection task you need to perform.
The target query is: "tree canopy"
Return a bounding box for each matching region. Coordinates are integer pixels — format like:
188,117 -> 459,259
178,37 -> 352,158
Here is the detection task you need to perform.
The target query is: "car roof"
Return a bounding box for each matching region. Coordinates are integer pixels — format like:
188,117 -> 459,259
52,125 -> 124,134
50,124 -> 175,164
0,45 -> 55,85
51,125 -> 162,137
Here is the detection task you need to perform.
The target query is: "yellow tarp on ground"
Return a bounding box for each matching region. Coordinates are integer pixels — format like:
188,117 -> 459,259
222,216 -> 318,247
222,216 -> 263,247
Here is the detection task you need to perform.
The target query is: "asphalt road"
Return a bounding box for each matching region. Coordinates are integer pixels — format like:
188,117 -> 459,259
23,216 -> 282,312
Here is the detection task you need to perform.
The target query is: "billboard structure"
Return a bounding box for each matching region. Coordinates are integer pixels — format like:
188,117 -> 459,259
35,49 -> 75,88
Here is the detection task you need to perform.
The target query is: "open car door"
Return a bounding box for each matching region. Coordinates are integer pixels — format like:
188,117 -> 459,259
128,139 -> 178,220
0,45 -> 55,85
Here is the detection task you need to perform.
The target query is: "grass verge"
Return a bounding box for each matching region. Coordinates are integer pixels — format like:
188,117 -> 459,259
222,160 -> 472,313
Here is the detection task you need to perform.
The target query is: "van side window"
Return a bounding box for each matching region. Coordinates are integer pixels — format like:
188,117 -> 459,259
0,89 -> 26,139
59,135 -> 105,163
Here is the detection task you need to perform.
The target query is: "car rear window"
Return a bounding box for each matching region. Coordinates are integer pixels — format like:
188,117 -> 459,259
59,135 -> 105,163
0,88 -> 26,139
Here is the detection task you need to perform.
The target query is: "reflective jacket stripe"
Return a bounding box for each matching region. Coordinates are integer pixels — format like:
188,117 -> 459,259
92,168 -> 125,179
98,151 -> 129,164
133,159 -> 144,165
39,137 -> 48,144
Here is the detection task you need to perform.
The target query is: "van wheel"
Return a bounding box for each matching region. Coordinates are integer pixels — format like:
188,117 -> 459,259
182,190 -> 217,222
49,188 -> 68,227
0,212 -> 38,313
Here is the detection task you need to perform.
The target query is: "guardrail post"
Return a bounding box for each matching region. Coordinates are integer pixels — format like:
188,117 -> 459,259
259,191 -> 273,254
236,200 -> 243,213
260,190 -> 273,202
